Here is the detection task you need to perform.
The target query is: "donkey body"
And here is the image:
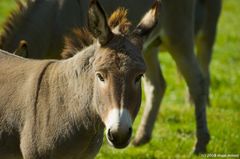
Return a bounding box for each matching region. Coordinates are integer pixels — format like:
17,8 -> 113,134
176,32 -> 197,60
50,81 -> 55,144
0,45 -> 104,159
0,0 -> 222,153
0,1 -> 158,158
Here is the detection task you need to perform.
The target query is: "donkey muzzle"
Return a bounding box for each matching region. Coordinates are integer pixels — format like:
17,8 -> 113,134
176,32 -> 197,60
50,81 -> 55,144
107,126 -> 132,148
105,108 -> 133,148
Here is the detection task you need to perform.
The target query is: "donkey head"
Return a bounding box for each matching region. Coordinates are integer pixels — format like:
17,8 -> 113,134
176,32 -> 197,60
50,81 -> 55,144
89,0 -> 159,148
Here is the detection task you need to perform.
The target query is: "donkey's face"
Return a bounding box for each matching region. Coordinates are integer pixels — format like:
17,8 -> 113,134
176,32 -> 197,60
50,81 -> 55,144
93,36 -> 146,148
89,0 -> 159,148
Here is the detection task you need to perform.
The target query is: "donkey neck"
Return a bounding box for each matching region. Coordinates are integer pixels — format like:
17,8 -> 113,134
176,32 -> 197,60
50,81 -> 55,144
39,44 -> 102,132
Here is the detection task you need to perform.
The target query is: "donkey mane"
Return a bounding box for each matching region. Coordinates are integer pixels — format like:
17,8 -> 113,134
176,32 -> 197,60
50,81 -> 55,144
61,28 -> 94,59
0,0 -> 32,48
108,8 -> 132,34
61,7 -> 131,59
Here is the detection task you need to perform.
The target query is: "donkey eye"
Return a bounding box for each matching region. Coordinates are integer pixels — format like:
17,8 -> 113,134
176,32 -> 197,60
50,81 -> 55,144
135,74 -> 144,83
96,73 -> 105,82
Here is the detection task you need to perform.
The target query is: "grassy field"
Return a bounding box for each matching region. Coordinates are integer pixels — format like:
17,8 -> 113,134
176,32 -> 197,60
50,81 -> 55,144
0,0 -> 239,158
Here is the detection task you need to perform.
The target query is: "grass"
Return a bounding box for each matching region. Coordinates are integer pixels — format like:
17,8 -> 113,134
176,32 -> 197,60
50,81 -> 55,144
0,0 -> 239,158
0,0 -> 16,32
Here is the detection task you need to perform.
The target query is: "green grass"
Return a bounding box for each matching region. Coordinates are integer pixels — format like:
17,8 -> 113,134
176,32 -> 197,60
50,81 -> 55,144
0,0 -> 16,33
0,0 -> 239,158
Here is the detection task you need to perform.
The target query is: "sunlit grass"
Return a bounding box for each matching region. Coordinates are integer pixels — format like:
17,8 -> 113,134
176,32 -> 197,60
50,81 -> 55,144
0,0 -> 16,33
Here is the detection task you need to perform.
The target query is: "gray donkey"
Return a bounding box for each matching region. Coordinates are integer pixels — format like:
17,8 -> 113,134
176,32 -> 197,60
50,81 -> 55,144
0,0 -> 222,154
0,1 -> 159,158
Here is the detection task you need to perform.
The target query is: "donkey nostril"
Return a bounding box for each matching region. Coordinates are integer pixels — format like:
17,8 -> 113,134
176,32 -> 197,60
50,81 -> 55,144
107,129 -> 114,141
128,127 -> 132,137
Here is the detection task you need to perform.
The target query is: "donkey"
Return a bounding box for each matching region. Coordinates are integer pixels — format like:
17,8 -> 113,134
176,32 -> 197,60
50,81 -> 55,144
0,0 -> 159,158
0,0 -> 222,154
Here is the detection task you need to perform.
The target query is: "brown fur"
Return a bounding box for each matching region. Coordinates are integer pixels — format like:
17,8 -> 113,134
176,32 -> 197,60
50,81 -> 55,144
108,8 -> 131,34
61,28 -> 93,59
62,8 -> 131,59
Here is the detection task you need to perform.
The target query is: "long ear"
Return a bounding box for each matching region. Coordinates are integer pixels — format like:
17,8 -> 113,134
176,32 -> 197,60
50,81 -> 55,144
133,0 -> 160,38
14,40 -> 28,58
88,0 -> 113,45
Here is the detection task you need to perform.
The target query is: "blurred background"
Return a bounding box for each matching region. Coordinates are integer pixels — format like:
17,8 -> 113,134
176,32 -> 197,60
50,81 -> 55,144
0,0 -> 239,158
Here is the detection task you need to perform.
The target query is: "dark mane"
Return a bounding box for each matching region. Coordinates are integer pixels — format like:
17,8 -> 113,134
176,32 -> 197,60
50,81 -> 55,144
61,7 -> 131,59
61,28 -> 94,59
0,0 -> 33,48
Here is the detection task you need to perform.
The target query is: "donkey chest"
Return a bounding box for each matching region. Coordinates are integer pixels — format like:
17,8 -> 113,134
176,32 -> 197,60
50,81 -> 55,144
45,128 -> 104,159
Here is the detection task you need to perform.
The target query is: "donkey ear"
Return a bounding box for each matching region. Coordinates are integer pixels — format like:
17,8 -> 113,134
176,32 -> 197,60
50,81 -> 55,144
133,0 -> 160,38
14,40 -> 28,58
88,0 -> 113,45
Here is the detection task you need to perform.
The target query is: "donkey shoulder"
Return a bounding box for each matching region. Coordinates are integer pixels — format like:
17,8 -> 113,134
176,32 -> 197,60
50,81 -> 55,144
0,49 -> 55,112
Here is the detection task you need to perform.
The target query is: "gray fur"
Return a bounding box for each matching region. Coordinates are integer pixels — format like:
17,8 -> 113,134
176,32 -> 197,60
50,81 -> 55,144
0,47 -> 104,158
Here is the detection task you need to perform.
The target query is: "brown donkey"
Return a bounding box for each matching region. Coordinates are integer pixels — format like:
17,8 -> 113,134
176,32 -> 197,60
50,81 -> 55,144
0,1 -> 159,158
0,0 -> 222,154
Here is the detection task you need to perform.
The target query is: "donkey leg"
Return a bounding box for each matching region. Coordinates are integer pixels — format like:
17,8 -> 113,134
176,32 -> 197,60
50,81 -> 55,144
196,33 -> 213,106
196,32 -> 211,106
161,0 -> 210,153
20,134 -> 36,159
133,44 -> 166,146
196,0 -> 222,106
20,123 -> 41,159
169,45 -> 210,153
